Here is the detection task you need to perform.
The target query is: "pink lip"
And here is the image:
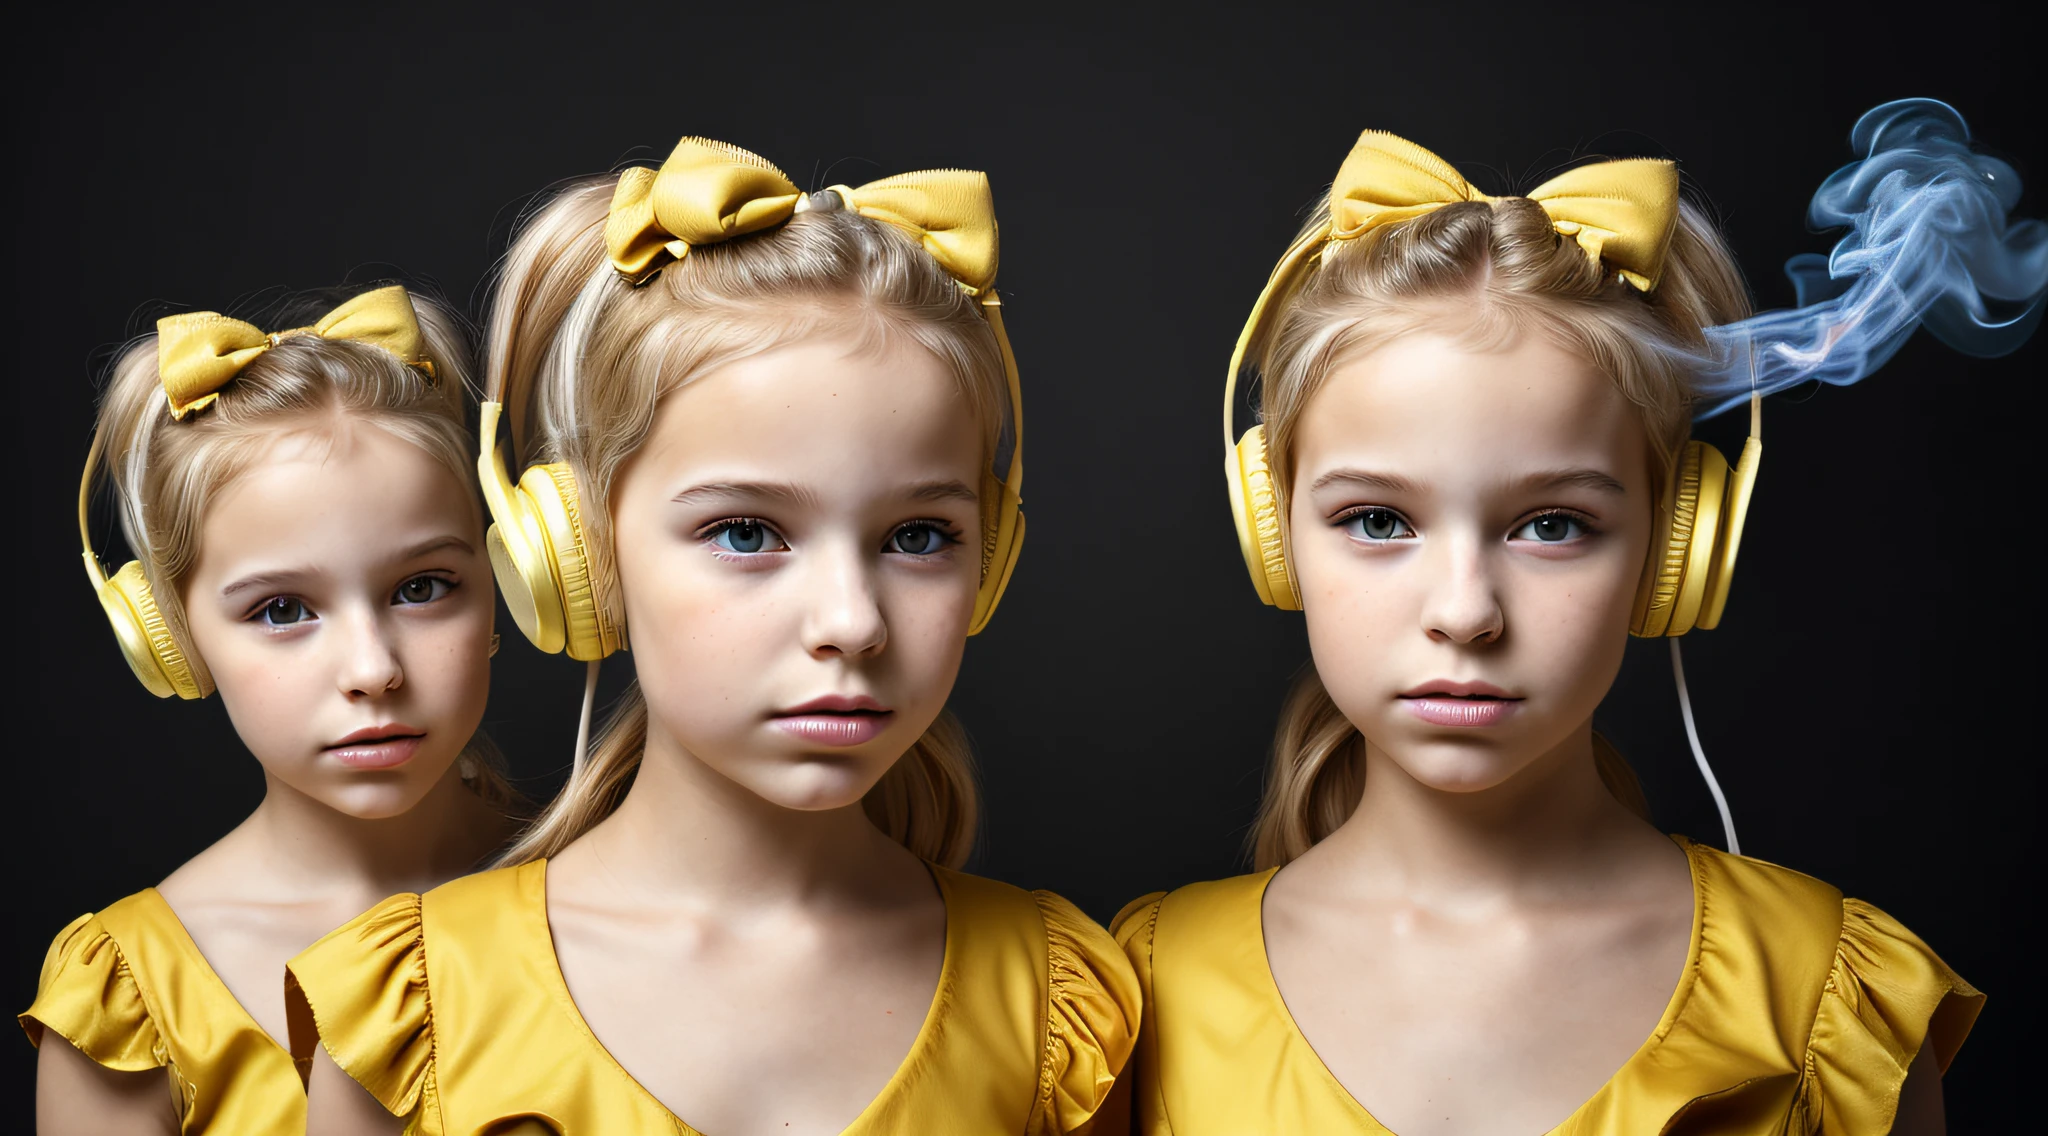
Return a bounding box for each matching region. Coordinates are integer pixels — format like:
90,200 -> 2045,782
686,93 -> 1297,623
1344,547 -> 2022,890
1398,681 -> 1522,728
771,712 -> 894,747
325,724 -> 425,770
777,694 -> 890,715
1398,679 -> 1516,699
1401,698 -> 1519,727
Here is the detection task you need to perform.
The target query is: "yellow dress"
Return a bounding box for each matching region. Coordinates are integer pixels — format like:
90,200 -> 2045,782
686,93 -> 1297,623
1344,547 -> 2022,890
19,889 -> 305,1135
1113,836 -> 1981,1136
287,860 -> 1138,1135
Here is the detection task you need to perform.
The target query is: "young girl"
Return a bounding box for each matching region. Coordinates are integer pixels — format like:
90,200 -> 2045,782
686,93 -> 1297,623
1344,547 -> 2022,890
24,285 -> 520,1134
289,137 -> 1137,1136
1117,101 -> 2040,1135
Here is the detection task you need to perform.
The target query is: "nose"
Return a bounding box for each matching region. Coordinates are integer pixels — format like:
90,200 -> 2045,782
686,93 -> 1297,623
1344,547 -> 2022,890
801,539 -> 888,659
335,607 -> 405,698
1420,531 -> 1505,645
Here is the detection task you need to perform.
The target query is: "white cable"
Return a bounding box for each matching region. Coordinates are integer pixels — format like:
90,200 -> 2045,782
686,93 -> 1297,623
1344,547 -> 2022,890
573,659 -> 600,775
1670,639 -> 1739,855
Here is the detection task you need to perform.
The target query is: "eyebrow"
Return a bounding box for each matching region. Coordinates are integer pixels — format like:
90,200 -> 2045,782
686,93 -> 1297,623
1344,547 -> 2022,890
218,535 -> 477,598
1308,469 -> 1425,495
1517,468 -> 1629,495
221,567 -> 318,600
395,535 -> 478,561
671,479 -> 981,508
1308,467 -> 1627,497
672,481 -> 824,510
903,479 -> 981,506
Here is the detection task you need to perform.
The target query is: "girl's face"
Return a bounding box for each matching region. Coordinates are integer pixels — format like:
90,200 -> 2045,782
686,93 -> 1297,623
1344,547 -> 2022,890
181,420 -> 495,819
1288,328 -> 1656,793
610,333 -> 984,812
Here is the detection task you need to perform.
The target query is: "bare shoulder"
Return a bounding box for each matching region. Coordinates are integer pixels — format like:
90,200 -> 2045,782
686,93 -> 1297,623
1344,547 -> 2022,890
36,1031 -> 180,1136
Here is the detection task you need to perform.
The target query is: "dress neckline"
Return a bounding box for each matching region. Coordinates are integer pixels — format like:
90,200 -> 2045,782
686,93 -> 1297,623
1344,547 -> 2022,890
134,887 -> 295,1060
525,857 -> 958,1136
1248,834 -> 1708,1136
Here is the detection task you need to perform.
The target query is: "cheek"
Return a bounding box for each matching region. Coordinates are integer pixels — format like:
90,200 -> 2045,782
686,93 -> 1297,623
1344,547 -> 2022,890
405,599 -> 496,725
183,613 -> 312,750
1293,525 -> 1410,696
1503,548 -> 1641,709
611,527 -> 776,726
878,574 -> 972,701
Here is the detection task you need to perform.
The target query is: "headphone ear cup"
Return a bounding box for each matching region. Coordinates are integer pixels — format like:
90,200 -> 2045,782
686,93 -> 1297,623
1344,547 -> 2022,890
1632,442 -> 1705,637
1631,441 -> 1736,638
1694,435 -> 1761,631
100,560 -> 204,700
1230,426 -> 1300,611
1665,444 -> 1730,636
485,489 -> 569,657
967,472 -> 1024,636
528,464 -> 621,661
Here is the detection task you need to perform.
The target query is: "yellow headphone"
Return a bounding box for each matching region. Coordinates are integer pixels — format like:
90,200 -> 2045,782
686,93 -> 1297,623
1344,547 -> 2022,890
478,169 -> 1027,661
1223,229 -> 1763,637
79,432 -> 207,700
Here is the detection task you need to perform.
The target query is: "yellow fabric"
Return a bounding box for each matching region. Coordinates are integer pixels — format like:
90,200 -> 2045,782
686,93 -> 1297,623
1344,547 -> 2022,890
155,285 -> 428,419
19,889 -> 305,1135
605,136 -> 1000,293
1327,130 -> 1680,292
1113,836 -> 1980,1135
287,860 -> 1138,1135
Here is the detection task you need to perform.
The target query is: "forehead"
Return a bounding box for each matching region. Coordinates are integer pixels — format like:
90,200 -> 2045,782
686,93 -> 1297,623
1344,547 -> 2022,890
635,334 -> 981,485
199,421 -> 475,562
1295,330 -> 1645,482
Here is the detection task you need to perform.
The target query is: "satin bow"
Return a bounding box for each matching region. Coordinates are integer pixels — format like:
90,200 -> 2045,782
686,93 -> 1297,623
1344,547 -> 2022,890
605,137 -> 999,293
156,286 -> 429,419
1327,130 -> 1680,292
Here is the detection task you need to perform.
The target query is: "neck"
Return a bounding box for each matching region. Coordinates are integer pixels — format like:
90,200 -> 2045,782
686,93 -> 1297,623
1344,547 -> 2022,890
578,720 -> 920,911
243,762 -> 506,899
1317,721 -> 1662,899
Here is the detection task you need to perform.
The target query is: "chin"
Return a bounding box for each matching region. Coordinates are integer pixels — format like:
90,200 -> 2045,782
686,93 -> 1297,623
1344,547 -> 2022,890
307,779 -> 438,821
743,756 -> 892,813
1380,737 -> 1535,794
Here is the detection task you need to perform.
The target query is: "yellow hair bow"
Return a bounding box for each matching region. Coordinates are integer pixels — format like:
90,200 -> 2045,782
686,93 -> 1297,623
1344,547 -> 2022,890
605,137 -> 999,293
156,286 -> 429,420
1328,130 -> 1679,292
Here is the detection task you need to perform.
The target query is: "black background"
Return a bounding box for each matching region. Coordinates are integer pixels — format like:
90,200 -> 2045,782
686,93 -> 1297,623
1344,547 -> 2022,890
10,1 -> 2037,1127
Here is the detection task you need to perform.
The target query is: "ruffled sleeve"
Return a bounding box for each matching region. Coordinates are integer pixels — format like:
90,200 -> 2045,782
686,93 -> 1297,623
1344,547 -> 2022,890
285,893 -> 434,1119
1026,891 -> 1142,1136
1793,898 -> 1984,1135
18,913 -> 166,1072
1110,895 -> 1167,1136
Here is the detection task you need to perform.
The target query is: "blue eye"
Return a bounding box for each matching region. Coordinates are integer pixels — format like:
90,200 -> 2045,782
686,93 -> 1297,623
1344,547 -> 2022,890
393,576 -> 454,605
258,597 -> 314,626
708,519 -> 787,554
1341,508 -> 1414,542
1513,513 -> 1586,543
887,523 -> 953,556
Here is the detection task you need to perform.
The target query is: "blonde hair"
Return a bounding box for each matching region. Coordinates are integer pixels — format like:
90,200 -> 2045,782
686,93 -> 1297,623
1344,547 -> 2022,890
89,285 -> 520,809
1249,191 -> 1752,870
489,177 -> 1010,868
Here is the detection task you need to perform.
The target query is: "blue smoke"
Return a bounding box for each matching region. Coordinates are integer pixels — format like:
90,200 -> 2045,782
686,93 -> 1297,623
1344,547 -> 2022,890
1693,98 -> 2047,419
